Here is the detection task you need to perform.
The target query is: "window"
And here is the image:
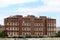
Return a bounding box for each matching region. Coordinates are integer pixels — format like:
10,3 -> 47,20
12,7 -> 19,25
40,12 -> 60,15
17,23 -> 19,25
35,32 -> 40,35
40,23 -> 43,26
47,23 -> 56,26
47,28 -> 50,31
10,27 -> 12,30
22,27 -> 31,31
35,32 -> 43,35
10,22 -> 12,26
34,23 -> 43,26
15,22 -> 19,26
7,22 -> 19,26
34,23 -> 39,26
40,28 -> 43,31
7,27 -> 19,30
7,23 -> 9,25
34,28 -> 38,31
26,27 -> 31,31
26,23 -> 31,26
22,23 -> 31,26
22,27 -> 26,31
15,28 -> 17,30
13,23 -> 15,26
48,32 -> 51,36
12,27 -> 14,30
6,28 -> 9,30
7,32 -> 10,35
22,32 -> 31,35
12,32 -> 18,36
39,28 -> 41,31
47,23 -> 51,26
25,32 -> 31,35
53,24 -> 56,26
23,21 -> 25,23
54,28 -> 56,31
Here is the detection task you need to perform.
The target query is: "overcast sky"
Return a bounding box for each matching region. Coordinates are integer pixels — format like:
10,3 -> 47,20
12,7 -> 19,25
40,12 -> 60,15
0,0 -> 60,27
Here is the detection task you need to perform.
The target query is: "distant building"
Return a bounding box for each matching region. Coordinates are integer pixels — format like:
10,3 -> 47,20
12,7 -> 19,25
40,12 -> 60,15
56,27 -> 60,33
0,25 -> 5,31
4,15 -> 56,37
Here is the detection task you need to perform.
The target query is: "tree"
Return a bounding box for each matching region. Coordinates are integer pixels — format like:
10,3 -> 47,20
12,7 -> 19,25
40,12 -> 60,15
56,30 -> 60,37
0,30 -> 8,38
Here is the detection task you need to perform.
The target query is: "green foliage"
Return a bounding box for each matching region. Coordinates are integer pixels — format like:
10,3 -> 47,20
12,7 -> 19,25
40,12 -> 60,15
56,30 -> 60,37
0,30 -> 8,38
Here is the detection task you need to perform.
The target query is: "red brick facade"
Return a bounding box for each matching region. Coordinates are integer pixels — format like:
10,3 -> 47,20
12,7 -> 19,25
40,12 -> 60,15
4,15 -> 56,37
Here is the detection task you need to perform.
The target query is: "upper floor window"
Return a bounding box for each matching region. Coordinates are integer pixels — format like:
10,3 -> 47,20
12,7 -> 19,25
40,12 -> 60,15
47,23 -> 56,26
6,22 -> 10,25
22,23 -> 31,26
34,23 -> 43,26
6,22 -> 19,26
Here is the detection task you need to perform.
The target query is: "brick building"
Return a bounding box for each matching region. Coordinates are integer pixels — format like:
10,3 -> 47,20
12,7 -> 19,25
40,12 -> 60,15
4,15 -> 56,37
